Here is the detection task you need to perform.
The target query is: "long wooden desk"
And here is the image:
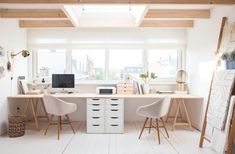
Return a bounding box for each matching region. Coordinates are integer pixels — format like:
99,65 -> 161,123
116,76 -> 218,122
8,93 -> 202,130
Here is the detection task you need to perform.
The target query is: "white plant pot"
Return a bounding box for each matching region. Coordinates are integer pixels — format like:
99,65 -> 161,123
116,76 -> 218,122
143,84 -> 150,94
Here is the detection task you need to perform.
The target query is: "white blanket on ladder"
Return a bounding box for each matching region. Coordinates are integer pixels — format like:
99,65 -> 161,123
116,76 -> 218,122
207,70 -> 235,130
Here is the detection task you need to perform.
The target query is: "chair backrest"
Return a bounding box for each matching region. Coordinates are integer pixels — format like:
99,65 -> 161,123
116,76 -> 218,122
147,96 -> 171,118
158,97 -> 171,117
43,94 -> 67,115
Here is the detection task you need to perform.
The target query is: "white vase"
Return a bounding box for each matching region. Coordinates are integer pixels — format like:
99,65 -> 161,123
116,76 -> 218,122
143,84 -> 150,94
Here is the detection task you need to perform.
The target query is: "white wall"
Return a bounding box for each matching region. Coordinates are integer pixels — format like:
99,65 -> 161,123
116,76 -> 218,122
0,20 -> 27,134
27,28 -> 186,49
186,5 -> 235,130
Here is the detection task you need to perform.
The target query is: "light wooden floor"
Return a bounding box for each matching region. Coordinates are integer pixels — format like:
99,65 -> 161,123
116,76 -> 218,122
0,121 -> 216,154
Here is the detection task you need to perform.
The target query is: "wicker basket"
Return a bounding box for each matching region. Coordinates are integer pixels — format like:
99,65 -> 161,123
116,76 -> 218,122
8,115 -> 26,138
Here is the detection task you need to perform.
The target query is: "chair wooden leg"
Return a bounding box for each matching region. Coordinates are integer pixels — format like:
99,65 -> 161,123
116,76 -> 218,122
160,117 -> 169,138
57,116 -> 61,140
149,118 -> 152,134
138,118 -> 149,139
156,118 -> 160,144
44,115 -> 54,135
60,116 -> 62,131
65,115 -> 75,134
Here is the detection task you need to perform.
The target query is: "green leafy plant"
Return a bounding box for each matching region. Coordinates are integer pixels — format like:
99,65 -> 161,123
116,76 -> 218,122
139,71 -> 157,83
221,50 -> 235,61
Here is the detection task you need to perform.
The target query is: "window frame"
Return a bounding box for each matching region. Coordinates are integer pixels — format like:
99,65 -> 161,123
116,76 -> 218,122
32,46 -> 185,83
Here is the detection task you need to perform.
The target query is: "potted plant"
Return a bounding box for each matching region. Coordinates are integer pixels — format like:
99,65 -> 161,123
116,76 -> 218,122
139,71 -> 157,94
221,50 -> 235,69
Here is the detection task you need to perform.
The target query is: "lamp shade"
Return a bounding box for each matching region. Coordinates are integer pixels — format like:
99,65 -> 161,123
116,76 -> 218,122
176,70 -> 187,83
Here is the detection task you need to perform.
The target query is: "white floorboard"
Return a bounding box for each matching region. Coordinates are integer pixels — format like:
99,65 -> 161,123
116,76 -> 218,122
0,121 -> 216,154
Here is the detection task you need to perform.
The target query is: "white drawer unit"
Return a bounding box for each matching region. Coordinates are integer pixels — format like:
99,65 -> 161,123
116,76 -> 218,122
86,98 -> 124,134
106,98 -> 124,133
87,98 -> 105,133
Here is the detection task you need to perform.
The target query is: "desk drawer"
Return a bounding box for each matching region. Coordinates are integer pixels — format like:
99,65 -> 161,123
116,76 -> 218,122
106,108 -> 123,117
87,117 -> 104,133
106,124 -> 124,133
107,116 -> 123,124
106,98 -> 123,109
87,108 -> 104,117
87,98 -> 105,106
106,117 -> 124,133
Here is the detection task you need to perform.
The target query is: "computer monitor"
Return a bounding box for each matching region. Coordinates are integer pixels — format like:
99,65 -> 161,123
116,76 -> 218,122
52,74 -> 75,88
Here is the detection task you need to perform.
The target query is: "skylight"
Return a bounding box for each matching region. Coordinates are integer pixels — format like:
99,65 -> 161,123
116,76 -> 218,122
64,5 -> 146,27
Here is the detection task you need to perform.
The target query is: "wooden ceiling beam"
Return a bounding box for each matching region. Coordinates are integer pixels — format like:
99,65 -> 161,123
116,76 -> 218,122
145,9 -> 210,19
140,20 -> 194,28
19,20 -> 74,28
0,0 -> 234,4
0,9 -> 67,19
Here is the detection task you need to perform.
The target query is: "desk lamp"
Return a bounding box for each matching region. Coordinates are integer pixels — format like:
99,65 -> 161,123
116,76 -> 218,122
175,70 -> 188,94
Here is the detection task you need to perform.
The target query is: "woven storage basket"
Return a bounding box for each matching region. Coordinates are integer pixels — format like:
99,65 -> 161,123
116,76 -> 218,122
8,115 -> 26,137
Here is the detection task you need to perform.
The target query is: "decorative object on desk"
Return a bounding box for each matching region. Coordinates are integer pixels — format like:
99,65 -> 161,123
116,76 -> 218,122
117,82 -> 134,94
139,71 -> 157,94
10,50 -> 30,59
221,50 -> 235,69
175,70 -> 188,94
42,78 -> 45,83
124,74 -> 133,82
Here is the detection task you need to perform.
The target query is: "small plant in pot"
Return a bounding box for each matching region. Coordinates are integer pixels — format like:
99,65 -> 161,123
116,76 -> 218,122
221,50 -> 235,69
139,71 -> 157,94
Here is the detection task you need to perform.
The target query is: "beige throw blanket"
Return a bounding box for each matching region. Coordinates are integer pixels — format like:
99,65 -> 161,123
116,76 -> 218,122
207,70 -> 235,130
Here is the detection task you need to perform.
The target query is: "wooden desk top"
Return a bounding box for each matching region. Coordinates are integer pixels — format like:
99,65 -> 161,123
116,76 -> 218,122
8,93 -> 202,99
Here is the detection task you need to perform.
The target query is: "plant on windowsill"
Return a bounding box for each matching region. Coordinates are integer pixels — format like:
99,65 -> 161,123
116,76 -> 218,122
139,71 -> 158,94
221,50 -> 235,69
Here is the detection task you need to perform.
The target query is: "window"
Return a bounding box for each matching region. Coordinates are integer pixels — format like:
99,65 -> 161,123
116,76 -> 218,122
35,48 -> 181,81
109,49 -> 143,80
37,49 -> 66,77
148,49 -> 178,78
72,49 -> 105,80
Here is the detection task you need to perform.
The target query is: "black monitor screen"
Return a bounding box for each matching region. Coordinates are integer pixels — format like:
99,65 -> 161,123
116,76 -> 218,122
52,74 -> 75,88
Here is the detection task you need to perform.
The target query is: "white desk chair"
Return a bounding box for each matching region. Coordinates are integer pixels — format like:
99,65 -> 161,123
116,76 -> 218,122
43,94 -> 77,140
136,97 -> 171,144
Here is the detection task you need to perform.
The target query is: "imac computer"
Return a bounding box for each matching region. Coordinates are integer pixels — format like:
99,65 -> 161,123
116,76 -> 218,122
52,74 -> 75,93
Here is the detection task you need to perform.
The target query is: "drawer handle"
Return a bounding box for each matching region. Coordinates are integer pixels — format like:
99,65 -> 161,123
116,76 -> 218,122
111,109 -> 119,111
111,117 -> 118,119
92,117 -> 100,119
111,124 -> 119,126
92,124 -> 100,126
111,99 -> 118,101
92,109 -> 100,111
111,104 -> 118,106
92,99 -> 100,101
92,104 -> 100,106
